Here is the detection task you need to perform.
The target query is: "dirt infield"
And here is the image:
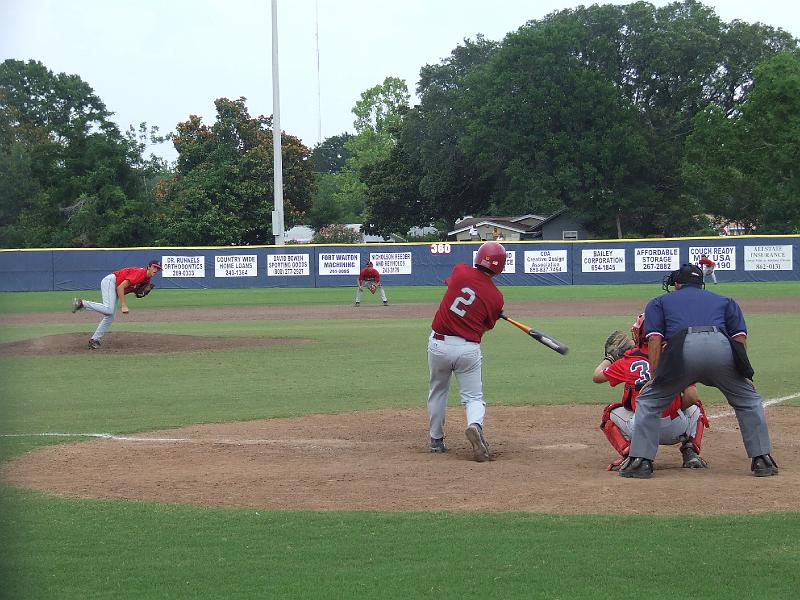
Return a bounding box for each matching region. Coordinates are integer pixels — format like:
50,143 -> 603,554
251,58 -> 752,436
2,297 -> 797,514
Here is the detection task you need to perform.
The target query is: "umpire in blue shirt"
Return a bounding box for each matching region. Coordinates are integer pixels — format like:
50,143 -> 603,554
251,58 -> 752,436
619,263 -> 778,479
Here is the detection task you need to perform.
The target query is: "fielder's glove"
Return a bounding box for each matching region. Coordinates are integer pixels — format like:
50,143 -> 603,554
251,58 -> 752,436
604,330 -> 634,362
134,282 -> 155,298
369,283 -> 377,294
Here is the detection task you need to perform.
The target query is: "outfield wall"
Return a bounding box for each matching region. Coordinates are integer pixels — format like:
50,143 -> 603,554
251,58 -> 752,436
1,236 -> 798,291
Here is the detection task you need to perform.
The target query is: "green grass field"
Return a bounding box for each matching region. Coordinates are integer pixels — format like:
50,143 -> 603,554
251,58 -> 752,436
2,283 -> 799,598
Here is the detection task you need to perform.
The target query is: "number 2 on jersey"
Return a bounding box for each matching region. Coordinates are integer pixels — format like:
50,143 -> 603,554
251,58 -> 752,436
449,287 -> 476,317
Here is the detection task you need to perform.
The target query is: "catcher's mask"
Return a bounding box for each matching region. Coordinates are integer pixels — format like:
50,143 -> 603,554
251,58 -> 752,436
631,313 -> 646,347
475,241 -> 507,274
662,263 -> 704,292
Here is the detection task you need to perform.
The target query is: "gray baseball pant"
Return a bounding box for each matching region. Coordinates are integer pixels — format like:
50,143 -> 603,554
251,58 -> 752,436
629,331 -> 772,460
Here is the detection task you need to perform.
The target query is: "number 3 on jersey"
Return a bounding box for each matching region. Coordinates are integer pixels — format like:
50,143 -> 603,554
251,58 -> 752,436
449,287 -> 476,317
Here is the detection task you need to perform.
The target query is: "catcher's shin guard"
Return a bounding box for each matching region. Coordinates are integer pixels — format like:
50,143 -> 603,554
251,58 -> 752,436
684,401 -> 710,454
601,418 -> 630,470
679,403 -> 709,468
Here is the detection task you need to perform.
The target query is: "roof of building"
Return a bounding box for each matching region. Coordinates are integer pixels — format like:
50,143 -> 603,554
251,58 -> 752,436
448,215 -> 547,236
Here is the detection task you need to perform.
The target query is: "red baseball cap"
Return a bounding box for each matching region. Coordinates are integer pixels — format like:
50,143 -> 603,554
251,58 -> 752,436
148,259 -> 162,270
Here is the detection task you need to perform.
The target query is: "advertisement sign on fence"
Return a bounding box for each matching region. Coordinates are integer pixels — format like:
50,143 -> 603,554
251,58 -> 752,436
215,255 -> 257,277
744,245 -> 793,271
634,247 -> 680,272
369,252 -> 413,275
267,254 -> 310,277
524,250 -> 568,273
162,255 -> 205,278
689,246 -> 736,270
581,248 -> 626,272
318,253 -> 360,276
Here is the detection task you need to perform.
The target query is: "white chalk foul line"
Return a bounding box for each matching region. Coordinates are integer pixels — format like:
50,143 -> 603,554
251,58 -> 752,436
707,392 -> 800,420
2,392 -> 798,443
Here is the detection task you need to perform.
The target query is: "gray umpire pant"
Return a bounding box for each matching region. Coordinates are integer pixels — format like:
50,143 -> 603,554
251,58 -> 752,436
629,330 -> 773,461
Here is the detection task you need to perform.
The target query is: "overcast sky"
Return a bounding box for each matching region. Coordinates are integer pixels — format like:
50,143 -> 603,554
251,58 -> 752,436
2,1 -> 798,162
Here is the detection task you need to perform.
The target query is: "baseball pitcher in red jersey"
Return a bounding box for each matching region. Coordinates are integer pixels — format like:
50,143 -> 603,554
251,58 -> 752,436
594,313 -> 709,471
427,241 -> 506,461
71,259 -> 161,349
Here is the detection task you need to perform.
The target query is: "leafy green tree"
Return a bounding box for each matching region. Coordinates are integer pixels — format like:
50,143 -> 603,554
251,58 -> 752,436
405,36 -> 499,231
310,133 -> 352,174
0,59 -> 159,247
335,77 -> 410,223
156,97 -> 315,245
311,223 -> 361,244
684,50 -> 800,233
361,142 -> 426,238
398,1 -> 796,237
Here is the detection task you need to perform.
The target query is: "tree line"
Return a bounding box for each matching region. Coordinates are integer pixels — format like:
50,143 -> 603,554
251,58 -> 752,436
1,1 -> 798,249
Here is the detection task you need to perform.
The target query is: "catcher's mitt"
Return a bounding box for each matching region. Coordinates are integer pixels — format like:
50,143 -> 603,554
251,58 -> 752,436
133,282 -> 155,298
604,330 -> 634,362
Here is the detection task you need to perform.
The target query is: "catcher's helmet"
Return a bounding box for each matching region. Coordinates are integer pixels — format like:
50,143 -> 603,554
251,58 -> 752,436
475,241 -> 507,274
631,313 -> 646,347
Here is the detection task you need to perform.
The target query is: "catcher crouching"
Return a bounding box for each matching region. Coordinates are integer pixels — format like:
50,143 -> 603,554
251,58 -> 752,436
592,313 -> 709,471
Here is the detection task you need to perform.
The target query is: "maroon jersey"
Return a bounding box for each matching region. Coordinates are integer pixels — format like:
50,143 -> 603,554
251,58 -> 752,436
114,267 -> 151,293
358,266 -> 381,284
603,347 -> 682,417
431,263 -> 504,343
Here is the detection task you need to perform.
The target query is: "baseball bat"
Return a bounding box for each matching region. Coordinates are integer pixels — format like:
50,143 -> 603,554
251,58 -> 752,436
499,313 -> 569,355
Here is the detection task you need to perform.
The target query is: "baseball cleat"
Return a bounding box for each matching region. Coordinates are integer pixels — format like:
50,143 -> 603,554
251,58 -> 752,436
680,445 -> 708,469
71,298 -> 84,313
465,424 -> 490,462
354,302 -> 360,307
618,456 -> 653,479
88,338 -> 101,350
382,301 -> 388,306
751,454 -> 778,477
429,437 -> 448,453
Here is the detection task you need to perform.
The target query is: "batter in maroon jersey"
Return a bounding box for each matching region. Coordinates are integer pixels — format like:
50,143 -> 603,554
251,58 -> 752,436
427,241 -> 505,462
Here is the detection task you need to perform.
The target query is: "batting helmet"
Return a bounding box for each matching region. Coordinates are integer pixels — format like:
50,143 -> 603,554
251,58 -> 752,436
631,313 -> 646,347
475,241 -> 507,274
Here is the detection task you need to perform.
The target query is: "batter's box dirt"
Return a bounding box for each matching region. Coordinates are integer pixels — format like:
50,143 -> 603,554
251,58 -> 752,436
0,332 -> 310,356
2,405 -> 797,515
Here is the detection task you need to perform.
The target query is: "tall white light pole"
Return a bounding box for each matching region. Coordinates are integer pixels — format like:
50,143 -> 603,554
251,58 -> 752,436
271,0 -> 285,245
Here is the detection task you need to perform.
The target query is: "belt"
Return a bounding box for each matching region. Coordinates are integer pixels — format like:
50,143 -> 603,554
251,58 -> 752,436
432,331 -> 479,344
686,326 -> 719,334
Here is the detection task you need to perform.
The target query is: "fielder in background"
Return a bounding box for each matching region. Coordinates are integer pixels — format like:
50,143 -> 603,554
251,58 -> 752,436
427,241 -> 505,462
71,259 -> 161,350
619,263 -> 778,479
594,314 -> 709,471
698,254 -> 717,284
355,261 -> 388,306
